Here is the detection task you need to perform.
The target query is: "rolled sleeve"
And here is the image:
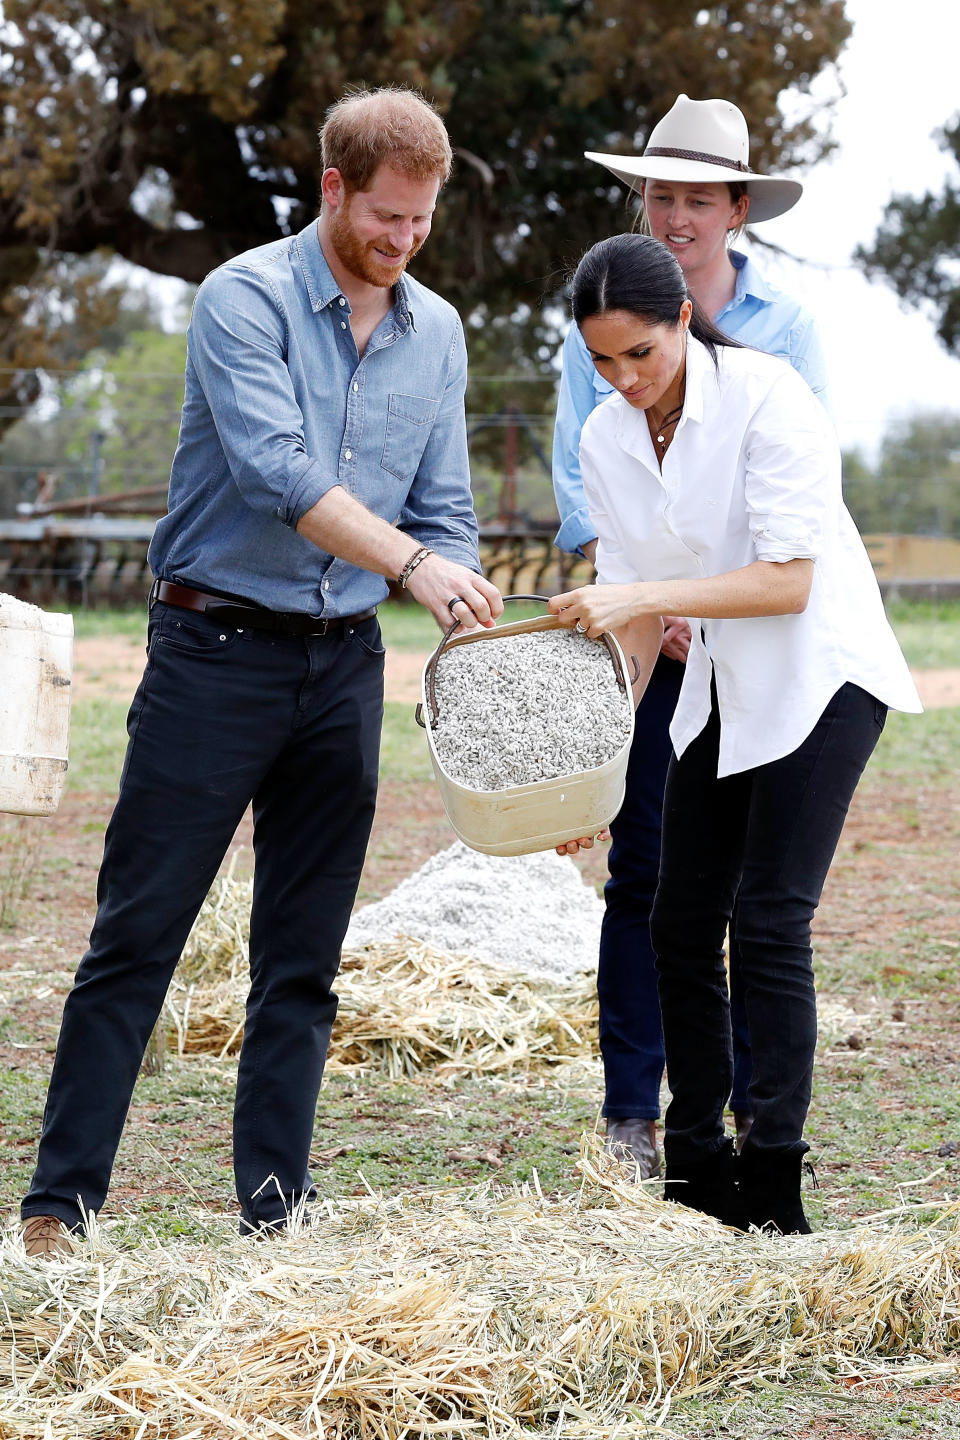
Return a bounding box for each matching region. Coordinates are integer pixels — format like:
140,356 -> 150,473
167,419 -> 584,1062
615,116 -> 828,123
395,318 -> 481,571
745,370 -> 841,564
188,267 -> 338,527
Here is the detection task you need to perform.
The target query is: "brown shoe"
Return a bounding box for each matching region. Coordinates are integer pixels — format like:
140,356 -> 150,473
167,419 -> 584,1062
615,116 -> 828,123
604,1118 -> 661,1180
23,1215 -> 75,1259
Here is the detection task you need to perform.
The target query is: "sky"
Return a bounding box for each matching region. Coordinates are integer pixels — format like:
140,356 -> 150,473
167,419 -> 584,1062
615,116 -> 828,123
751,0 -> 960,459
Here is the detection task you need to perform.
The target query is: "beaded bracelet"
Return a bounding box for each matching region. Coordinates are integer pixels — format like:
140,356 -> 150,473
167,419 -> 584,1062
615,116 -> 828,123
398,545 -> 433,589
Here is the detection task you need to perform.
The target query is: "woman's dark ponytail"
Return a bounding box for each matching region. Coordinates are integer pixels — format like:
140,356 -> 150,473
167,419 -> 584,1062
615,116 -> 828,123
572,233 -> 741,362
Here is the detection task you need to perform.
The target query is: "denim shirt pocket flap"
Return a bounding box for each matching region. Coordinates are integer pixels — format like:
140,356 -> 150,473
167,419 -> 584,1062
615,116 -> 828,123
381,392 -> 439,481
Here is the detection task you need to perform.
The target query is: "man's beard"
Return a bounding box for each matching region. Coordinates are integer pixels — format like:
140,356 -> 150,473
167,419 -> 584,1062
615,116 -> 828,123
328,199 -> 424,288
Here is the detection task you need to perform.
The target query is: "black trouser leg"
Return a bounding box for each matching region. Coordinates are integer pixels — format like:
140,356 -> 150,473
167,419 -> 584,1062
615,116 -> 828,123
651,683 -> 886,1174
234,622 -> 382,1229
23,605 -> 384,1231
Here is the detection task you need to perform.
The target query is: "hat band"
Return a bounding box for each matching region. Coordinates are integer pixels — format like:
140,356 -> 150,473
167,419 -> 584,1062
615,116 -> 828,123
644,145 -> 751,174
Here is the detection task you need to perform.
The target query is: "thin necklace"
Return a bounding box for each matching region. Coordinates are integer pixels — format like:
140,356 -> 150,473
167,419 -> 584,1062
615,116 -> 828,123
649,375 -> 686,449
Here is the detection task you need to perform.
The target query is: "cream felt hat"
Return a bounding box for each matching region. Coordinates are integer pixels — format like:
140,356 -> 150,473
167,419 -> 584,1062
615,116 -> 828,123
585,94 -> 802,224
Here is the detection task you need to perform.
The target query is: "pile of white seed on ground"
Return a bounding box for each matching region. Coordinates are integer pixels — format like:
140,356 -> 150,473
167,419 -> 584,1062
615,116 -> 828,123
429,629 -> 631,792
344,841 -> 603,981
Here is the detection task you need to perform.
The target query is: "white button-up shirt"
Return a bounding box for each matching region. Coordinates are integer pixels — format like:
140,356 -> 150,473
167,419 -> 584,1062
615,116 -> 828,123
581,336 -> 921,777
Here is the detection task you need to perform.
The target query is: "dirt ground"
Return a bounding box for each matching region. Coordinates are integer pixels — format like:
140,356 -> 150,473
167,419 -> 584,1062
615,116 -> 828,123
70,632 -> 960,709
5,632 -> 956,983
3,637 -> 959,1439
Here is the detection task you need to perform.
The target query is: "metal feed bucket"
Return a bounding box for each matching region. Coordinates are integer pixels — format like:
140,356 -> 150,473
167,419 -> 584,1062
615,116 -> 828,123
416,596 -> 634,857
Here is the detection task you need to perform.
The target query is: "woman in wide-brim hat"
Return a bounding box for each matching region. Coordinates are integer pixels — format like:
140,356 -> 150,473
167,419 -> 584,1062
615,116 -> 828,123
551,94 -> 830,1190
584,93 -> 802,224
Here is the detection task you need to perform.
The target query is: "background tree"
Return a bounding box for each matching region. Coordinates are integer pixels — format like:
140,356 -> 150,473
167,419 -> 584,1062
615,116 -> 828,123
855,115 -> 960,356
0,0 -> 850,400
0,284 -> 175,511
842,411 -> 960,538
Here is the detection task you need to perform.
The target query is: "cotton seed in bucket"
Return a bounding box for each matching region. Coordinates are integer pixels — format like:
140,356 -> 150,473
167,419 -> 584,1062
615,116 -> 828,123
430,630 -> 632,792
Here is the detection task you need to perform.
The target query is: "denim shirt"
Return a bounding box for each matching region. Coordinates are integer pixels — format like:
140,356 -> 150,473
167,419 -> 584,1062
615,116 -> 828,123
149,220 -> 480,615
552,250 -> 832,554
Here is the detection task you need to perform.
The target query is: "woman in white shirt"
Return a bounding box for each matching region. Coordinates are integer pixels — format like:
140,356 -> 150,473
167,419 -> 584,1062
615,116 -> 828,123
549,233 -> 921,1233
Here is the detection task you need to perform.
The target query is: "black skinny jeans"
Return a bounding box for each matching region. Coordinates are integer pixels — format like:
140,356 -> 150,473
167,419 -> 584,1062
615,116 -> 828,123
22,601 -> 383,1231
599,655 -> 753,1119
650,681 -> 887,1165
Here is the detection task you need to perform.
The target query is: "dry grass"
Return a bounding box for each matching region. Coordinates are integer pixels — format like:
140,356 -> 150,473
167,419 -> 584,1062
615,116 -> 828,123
166,870 -> 598,1079
3,1141 -> 959,1438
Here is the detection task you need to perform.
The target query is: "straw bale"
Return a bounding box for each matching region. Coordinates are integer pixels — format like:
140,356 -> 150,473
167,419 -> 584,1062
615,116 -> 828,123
171,872 -> 598,1076
3,1141 -> 960,1438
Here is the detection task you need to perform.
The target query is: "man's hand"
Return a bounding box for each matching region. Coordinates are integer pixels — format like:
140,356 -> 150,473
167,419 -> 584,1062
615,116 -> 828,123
406,552 -> 503,631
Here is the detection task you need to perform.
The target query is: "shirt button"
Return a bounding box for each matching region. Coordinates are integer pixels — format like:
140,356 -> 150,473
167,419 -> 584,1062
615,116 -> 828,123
338,297 -> 346,307
344,449 -> 352,460
340,321 -> 347,330
353,382 -> 359,393
323,579 -> 331,591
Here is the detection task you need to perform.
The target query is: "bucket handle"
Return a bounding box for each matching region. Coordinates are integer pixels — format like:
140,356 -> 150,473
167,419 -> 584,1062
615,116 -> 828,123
415,593 -> 629,729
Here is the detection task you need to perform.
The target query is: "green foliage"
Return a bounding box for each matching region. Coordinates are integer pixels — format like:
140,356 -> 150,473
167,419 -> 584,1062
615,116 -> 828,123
855,115 -> 960,355
60,329 -> 188,495
0,274 -> 173,504
842,410 -> 960,537
0,0 -> 851,363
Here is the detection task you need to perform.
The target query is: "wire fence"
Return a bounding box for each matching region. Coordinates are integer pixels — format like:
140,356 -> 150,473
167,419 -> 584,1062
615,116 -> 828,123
2,368 -> 960,606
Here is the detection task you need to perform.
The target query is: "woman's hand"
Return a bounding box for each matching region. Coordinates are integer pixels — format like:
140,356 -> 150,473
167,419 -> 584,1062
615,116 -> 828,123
548,583 -> 652,637
556,828 -> 610,857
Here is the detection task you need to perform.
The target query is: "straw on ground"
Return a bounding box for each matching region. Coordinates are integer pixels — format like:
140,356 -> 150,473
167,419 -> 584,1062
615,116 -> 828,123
2,1141 -> 959,1438
167,869 -> 598,1078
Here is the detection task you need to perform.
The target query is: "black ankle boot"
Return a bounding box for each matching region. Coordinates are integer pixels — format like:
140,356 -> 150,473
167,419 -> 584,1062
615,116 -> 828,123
663,1138 -> 746,1228
737,1145 -> 812,1234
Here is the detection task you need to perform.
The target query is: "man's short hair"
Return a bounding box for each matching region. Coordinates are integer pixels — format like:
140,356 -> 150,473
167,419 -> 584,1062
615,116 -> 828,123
320,88 -> 453,191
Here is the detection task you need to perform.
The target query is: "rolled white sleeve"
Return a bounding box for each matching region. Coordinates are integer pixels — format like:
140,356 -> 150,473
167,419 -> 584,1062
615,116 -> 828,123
743,370 -> 840,564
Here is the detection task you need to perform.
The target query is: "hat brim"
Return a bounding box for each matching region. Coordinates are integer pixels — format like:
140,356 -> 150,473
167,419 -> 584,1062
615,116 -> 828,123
584,150 -> 803,224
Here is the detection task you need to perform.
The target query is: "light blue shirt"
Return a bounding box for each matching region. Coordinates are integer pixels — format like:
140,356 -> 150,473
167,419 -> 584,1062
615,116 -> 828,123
552,250 -> 832,554
150,220 -> 480,615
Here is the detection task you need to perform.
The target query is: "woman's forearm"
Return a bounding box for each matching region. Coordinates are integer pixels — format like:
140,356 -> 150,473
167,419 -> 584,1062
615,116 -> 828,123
550,559 -> 814,637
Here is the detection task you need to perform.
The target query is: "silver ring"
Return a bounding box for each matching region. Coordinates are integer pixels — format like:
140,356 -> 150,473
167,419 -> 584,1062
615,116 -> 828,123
447,595 -> 466,614
575,621 -> 586,635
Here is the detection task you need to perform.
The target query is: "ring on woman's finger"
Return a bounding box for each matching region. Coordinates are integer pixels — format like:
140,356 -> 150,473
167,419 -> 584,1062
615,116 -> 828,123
574,620 -> 586,634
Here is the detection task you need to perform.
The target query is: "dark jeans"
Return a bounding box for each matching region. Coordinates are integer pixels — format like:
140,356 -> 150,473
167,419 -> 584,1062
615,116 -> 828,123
650,681 -> 886,1164
598,656 -> 752,1119
22,601 -> 383,1231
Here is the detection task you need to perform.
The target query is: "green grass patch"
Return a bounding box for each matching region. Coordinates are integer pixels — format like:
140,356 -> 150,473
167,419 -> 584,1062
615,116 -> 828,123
886,597 -> 960,667
64,595 -> 960,667
867,707 -> 960,780
67,696 -> 130,795
71,607 -> 150,642
378,597 -> 548,651
379,701 -> 434,783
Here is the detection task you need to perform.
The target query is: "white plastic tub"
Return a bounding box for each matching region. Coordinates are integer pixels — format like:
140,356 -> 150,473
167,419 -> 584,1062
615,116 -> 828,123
418,608 -> 634,857
0,596 -> 73,816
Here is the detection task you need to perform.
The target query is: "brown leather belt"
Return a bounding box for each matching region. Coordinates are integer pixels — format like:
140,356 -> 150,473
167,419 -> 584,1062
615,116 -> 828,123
152,580 -> 377,637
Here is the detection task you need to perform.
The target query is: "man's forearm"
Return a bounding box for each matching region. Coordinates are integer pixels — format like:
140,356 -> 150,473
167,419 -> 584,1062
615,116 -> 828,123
296,484 -> 417,579
296,481 -> 502,630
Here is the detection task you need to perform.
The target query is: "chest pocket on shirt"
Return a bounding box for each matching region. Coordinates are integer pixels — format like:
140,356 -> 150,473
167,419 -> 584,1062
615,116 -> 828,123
381,393 -> 439,481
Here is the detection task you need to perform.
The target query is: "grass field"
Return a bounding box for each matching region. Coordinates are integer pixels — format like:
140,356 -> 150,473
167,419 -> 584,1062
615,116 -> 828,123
1,599 -> 959,1437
